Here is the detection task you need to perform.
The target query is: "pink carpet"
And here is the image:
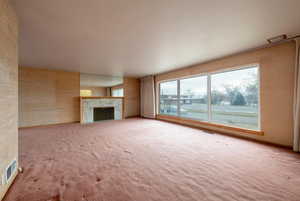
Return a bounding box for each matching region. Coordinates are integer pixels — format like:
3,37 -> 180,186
4,118 -> 300,201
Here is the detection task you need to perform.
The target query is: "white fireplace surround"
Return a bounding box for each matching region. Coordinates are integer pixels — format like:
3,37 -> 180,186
80,97 -> 123,123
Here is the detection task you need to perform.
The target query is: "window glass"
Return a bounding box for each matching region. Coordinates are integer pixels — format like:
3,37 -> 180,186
211,67 -> 259,130
159,81 -> 178,116
112,88 -> 124,97
80,90 -> 92,96
158,66 -> 259,130
180,76 -> 208,120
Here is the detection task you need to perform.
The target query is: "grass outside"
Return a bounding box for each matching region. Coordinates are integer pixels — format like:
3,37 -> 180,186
161,103 -> 259,130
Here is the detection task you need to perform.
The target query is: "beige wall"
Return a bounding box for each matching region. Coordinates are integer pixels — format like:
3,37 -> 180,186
0,0 -> 18,199
156,42 -> 296,147
124,78 -> 140,118
80,86 -> 107,96
19,67 -> 80,127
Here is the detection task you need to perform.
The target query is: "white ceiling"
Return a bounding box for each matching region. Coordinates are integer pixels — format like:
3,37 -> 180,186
12,0 -> 300,77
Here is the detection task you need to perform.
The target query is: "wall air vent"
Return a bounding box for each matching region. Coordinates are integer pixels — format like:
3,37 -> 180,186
5,159 -> 17,184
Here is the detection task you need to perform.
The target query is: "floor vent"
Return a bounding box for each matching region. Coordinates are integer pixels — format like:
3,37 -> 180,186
5,159 -> 17,184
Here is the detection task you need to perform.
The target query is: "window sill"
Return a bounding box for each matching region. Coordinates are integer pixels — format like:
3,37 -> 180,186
156,114 -> 264,136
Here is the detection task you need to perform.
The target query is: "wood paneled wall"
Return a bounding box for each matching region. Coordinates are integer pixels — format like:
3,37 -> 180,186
0,0 -> 18,199
124,78 -> 140,118
155,42 -> 296,147
19,67 -> 80,127
19,69 -> 141,125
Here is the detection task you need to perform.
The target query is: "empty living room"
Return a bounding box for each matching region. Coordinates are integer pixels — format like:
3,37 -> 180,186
1,0 -> 300,200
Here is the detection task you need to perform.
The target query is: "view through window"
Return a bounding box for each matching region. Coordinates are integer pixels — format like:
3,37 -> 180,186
211,67 -> 259,129
112,88 -> 124,97
180,76 -> 208,121
80,90 -> 92,96
160,81 -> 178,116
159,65 -> 259,130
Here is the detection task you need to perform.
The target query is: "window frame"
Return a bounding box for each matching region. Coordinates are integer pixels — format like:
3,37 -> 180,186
157,63 -> 261,131
158,80 -> 179,116
179,75 -> 209,121
80,89 -> 92,97
112,88 -> 124,97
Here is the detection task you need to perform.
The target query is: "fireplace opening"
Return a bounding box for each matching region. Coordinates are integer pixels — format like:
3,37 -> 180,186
93,107 -> 114,122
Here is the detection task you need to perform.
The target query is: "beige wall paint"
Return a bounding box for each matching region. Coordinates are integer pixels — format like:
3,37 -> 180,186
19,67 -> 80,127
156,42 -> 296,147
80,86 -> 107,96
0,0 -> 18,199
124,78 -> 140,118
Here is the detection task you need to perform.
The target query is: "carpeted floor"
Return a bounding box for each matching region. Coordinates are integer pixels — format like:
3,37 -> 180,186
4,118 -> 300,201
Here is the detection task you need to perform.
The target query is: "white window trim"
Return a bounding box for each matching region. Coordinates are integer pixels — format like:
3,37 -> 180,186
157,63 -> 261,131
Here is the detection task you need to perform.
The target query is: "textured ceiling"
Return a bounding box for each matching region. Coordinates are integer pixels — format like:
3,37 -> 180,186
12,0 -> 300,77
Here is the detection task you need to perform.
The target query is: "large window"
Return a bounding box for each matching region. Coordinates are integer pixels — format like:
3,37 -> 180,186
158,65 -> 259,130
112,88 -> 124,97
211,67 -> 259,130
159,81 -> 178,116
80,90 -> 92,96
180,76 -> 208,121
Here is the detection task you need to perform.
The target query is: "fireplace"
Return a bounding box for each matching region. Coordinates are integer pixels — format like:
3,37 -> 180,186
93,107 -> 114,122
80,97 -> 123,124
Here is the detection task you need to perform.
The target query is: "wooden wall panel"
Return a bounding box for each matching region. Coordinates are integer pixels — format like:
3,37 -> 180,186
0,0 -> 18,199
124,78 -> 140,118
19,67 -> 80,127
155,42 -> 296,147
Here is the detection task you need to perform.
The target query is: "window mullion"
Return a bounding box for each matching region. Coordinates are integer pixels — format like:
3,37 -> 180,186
158,83 -> 161,114
177,80 -> 181,117
207,75 -> 212,122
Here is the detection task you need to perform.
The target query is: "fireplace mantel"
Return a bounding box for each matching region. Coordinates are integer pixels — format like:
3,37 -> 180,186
80,96 -> 124,123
